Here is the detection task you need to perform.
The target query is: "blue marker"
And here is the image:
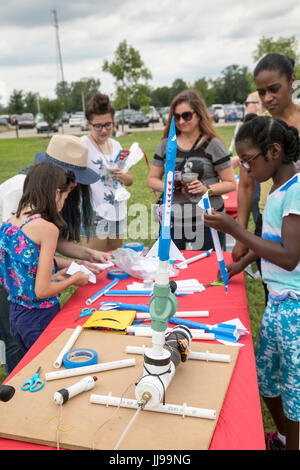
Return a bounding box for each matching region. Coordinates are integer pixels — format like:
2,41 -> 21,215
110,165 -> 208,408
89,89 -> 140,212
201,193 -> 229,294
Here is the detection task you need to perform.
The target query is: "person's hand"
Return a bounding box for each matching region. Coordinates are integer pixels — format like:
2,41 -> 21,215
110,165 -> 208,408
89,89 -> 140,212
87,249 -> 112,264
186,180 -> 208,197
232,240 -> 249,262
204,209 -> 237,235
217,260 -> 245,281
112,168 -> 125,184
71,272 -> 89,286
76,260 -> 102,275
51,267 -> 70,281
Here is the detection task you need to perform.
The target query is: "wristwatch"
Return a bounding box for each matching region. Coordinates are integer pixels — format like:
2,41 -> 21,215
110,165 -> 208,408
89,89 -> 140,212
207,185 -> 214,197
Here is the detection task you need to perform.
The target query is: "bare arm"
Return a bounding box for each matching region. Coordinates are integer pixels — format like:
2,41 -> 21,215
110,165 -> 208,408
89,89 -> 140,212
56,239 -> 112,264
35,224 -> 89,299
232,167 -> 255,261
113,168 -> 134,186
147,165 -> 165,193
204,211 -> 300,271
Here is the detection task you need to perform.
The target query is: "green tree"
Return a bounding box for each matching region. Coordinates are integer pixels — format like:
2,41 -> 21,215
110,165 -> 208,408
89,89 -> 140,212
23,92 -> 39,115
212,65 -> 251,104
70,78 -> 101,112
40,98 -> 64,133
253,36 -> 299,63
8,89 -> 24,114
193,78 -> 215,106
150,86 -> 171,108
103,40 -> 152,127
169,78 -> 188,102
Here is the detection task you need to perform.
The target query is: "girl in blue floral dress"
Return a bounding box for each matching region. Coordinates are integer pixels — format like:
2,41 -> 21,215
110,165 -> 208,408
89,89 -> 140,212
0,162 -> 89,353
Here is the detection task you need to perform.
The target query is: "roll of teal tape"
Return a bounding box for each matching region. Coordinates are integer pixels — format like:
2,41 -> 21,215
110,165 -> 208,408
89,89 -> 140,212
107,268 -> 130,280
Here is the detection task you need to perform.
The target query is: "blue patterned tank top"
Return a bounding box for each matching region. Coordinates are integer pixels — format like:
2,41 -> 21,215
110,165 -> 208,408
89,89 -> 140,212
0,215 -> 59,309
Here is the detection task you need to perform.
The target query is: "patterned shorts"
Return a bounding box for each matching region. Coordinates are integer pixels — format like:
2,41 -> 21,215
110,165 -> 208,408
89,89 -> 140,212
255,295 -> 300,421
80,210 -> 126,238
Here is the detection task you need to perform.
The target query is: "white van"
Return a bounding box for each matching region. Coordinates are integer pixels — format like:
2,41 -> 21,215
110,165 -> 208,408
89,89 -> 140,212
211,104 -> 225,120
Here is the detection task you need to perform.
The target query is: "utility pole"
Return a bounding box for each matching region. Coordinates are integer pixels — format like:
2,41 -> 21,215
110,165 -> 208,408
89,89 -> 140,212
52,9 -> 65,86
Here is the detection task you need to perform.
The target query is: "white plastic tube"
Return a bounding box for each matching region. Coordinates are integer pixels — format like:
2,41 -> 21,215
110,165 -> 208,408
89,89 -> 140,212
45,358 -> 136,381
90,394 -> 216,420
135,310 -> 209,319
125,346 -> 230,363
126,326 -> 214,340
53,326 -> 83,369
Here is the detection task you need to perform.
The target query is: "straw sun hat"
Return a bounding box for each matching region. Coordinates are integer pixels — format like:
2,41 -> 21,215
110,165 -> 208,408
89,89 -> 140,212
34,134 -> 99,184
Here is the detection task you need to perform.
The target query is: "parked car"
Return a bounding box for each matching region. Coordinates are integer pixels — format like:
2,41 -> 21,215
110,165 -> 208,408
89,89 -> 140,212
36,119 -> 59,133
236,104 -> 244,120
18,113 -> 35,129
211,104 -> 225,120
69,112 -> 85,127
115,109 -> 137,124
128,112 -> 149,128
147,106 -> 160,123
9,114 -> 20,125
0,117 -> 8,127
161,107 -> 170,125
208,106 -> 219,123
61,112 -> 70,123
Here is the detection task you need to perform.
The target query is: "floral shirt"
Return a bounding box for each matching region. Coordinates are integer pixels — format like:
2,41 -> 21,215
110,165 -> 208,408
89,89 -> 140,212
81,135 -> 126,221
0,216 -> 59,309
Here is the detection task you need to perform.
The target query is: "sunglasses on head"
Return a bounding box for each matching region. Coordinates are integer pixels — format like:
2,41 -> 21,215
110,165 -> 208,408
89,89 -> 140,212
173,111 -> 195,122
90,121 -> 113,130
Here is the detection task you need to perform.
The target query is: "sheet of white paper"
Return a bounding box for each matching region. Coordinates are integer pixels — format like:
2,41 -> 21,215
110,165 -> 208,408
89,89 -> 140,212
93,261 -> 114,270
212,318 -> 249,347
66,261 -> 96,284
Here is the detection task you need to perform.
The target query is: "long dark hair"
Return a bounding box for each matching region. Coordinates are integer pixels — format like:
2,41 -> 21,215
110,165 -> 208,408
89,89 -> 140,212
60,183 -> 93,241
16,162 -> 72,230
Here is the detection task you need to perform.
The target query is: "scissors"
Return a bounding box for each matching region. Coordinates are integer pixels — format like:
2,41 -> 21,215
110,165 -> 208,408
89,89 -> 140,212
21,366 -> 44,392
74,307 -> 97,322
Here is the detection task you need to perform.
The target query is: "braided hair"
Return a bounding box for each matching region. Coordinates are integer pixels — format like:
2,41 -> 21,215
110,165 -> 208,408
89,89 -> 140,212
236,115 -> 300,165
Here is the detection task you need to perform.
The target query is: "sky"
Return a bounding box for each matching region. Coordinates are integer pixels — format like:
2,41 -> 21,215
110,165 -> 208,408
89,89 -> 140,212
0,0 -> 300,106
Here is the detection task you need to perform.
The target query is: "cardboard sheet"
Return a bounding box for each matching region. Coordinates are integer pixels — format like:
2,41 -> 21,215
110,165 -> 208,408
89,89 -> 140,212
0,328 -> 239,450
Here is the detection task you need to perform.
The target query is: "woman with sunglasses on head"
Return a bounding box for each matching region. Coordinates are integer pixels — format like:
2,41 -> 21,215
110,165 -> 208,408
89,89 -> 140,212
80,93 -> 133,252
147,89 -> 236,250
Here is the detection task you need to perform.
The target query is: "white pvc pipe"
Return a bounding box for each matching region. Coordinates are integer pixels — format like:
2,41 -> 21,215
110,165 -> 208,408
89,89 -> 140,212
125,345 -> 230,363
126,326 -> 214,340
45,358 -> 136,381
135,310 -> 209,319
53,326 -> 83,369
90,394 -> 216,420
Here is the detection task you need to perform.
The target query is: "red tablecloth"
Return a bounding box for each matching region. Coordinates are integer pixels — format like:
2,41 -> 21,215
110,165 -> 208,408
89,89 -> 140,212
224,190 -> 238,219
1,252 -> 265,450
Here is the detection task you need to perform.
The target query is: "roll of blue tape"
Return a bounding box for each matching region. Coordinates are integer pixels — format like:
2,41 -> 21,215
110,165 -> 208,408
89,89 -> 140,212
107,268 -> 130,280
123,242 -> 144,252
62,348 -> 98,369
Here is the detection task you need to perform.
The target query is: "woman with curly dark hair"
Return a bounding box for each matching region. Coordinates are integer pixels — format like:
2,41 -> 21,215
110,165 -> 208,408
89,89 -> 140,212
80,93 -> 133,252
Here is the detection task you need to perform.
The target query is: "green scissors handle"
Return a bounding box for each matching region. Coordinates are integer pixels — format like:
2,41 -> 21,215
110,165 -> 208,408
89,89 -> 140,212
21,366 -> 44,392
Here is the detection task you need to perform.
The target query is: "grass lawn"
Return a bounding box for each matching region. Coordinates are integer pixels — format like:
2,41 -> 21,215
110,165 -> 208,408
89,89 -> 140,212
0,125 -> 275,435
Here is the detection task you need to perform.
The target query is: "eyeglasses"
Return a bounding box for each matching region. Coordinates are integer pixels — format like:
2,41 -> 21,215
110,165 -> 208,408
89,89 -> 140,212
244,101 -> 259,106
239,151 -> 263,170
173,111 -> 195,122
90,121 -> 113,130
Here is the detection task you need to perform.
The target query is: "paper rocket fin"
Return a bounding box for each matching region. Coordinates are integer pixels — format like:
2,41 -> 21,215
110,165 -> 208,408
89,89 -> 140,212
146,239 -> 186,262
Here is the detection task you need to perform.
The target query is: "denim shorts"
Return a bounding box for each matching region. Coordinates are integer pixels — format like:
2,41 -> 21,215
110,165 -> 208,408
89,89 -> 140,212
255,295 -> 300,421
80,210 -> 126,238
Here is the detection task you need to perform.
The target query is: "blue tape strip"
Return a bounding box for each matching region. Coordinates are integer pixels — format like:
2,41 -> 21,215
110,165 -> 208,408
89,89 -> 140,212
62,348 -> 98,369
123,242 -> 144,252
107,268 -> 130,280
